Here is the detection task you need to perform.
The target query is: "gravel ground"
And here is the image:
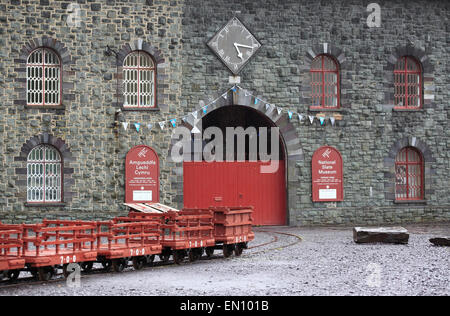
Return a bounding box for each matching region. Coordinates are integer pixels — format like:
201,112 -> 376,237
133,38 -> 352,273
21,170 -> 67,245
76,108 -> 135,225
0,224 -> 448,296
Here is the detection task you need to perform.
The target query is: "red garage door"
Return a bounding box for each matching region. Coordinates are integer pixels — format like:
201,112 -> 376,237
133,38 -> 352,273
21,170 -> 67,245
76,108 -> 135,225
183,161 -> 286,226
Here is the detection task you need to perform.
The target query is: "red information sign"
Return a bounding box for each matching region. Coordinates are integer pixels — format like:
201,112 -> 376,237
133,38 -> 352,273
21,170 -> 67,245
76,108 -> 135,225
125,145 -> 160,203
312,146 -> 343,202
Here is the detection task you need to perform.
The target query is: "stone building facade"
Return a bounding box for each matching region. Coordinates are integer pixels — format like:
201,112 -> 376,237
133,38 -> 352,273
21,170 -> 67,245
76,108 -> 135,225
0,0 -> 449,225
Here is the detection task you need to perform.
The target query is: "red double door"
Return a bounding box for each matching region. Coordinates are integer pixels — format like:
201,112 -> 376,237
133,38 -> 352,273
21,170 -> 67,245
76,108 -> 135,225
183,161 -> 286,226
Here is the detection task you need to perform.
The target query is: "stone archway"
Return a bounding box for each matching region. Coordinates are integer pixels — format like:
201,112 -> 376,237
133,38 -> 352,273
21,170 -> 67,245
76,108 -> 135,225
169,87 -> 303,225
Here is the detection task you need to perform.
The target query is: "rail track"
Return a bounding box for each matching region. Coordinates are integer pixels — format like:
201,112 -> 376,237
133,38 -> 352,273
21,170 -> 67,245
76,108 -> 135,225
0,228 -> 303,291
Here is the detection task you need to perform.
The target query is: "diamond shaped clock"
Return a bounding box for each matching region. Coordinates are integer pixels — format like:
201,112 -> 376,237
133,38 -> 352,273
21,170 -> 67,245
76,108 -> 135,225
207,17 -> 262,75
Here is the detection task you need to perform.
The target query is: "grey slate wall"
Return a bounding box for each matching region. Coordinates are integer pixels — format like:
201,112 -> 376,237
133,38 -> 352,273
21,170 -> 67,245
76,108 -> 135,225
0,0 -> 449,225
179,0 -> 450,225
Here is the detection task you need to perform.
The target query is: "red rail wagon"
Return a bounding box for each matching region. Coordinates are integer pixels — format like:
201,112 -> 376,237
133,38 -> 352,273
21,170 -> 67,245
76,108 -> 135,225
160,210 -> 215,264
96,217 -> 162,272
207,206 -> 255,258
0,223 -> 26,281
22,220 -> 97,281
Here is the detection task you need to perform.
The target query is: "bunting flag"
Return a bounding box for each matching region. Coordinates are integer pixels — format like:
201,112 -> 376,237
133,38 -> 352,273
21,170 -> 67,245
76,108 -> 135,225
288,111 -> 293,120
117,85 -> 341,135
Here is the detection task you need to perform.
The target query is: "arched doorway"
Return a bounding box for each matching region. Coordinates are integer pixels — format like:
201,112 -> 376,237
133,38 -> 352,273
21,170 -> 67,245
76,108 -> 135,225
183,105 -> 287,226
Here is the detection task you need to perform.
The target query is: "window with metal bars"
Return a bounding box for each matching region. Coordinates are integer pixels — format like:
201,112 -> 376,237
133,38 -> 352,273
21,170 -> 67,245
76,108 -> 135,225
27,145 -> 62,203
123,51 -> 156,108
394,56 -> 422,109
395,147 -> 424,201
26,48 -> 61,106
310,54 -> 340,109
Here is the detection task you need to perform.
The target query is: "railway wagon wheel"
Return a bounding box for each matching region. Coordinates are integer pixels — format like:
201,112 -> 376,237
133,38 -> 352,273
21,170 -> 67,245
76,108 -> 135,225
1,270 -> 20,281
132,257 -> 146,270
188,248 -> 202,262
234,243 -> 244,256
223,244 -> 235,258
205,247 -> 214,258
80,261 -> 94,272
173,250 -> 185,265
102,260 -> 112,272
112,259 -> 126,273
38,266 -> 55,281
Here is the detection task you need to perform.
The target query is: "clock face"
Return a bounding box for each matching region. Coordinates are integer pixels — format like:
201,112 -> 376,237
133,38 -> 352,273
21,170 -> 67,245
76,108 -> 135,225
207,17 -> 261,75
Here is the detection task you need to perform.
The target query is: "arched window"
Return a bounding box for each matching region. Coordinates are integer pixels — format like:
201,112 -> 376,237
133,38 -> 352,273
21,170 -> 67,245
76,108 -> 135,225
27,145 -> 62,203
395,147 -> 424,201
26,48 -> 61,106
394,56 -> 422,109
123,51 -> 156,108
310,54 -> 340,109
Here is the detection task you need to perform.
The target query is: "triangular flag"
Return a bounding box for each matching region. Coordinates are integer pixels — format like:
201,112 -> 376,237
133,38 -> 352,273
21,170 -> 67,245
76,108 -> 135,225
265,103 -> 270,111
159,121 -> 165,130
298,114 -> 304,122
222,93 -> 227,100
182,116 -> 187,123
122,122 -> 129,130
330,117 -> 336,126
203,106 -> 208,115
170,119 -> 177,128
309,116 -> 315,124
254,98 -> 259,105
134,123 -> 141,132
319,117 -> 325,125
147,123 -> 153,130
288,111 -> 293,120
277,107 -> 282,115
192,111 -> 198,119
231,86 -> 237,92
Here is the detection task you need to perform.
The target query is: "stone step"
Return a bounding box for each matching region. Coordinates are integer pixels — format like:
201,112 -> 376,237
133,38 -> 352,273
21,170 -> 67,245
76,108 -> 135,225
353,227 -> 409,244
429,237 -> 450,247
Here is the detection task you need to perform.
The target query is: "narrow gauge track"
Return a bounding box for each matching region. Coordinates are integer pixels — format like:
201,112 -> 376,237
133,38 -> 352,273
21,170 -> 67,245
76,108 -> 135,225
0,229 -> 303,291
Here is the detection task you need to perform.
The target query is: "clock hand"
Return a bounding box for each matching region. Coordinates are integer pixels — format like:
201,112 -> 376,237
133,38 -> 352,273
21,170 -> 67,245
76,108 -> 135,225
234,43 -> 254,50
234,43 -> 254,60
233,43 -> 243,60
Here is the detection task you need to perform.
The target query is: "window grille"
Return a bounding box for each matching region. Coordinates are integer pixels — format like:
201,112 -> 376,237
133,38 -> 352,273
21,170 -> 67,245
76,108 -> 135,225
394,56 -> 422,109
395,147 -> 424,200
27,145 -> 62,203
26,48 -> 61,106
310,54 -> 339,109
123,51 -> 155,108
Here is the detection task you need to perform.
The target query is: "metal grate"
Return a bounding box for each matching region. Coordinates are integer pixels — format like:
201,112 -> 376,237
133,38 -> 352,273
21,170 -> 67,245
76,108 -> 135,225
27,145 -> 62,203
26,48 -> 61,106
394,56 -> 422,109
395,147 -> 423,200
123,51 -> 155,108
310,54 -> 339,109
